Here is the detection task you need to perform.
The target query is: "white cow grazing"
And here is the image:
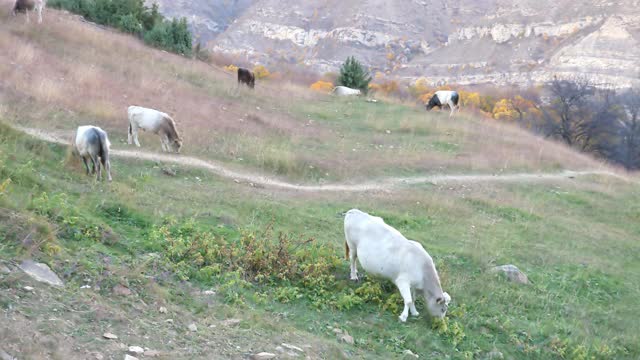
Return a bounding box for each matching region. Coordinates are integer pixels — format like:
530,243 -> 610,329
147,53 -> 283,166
332,86 -> 361,96
74,125 -> 112,182
127,106 -> 182,153
12,0 -> 46,24
344,209 -> 451,322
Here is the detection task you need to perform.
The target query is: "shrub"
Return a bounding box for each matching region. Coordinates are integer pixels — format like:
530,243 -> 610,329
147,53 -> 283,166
253,65 -> 270,80
224,64 -> 239,73
48,0 -> 192,56
338,56 -> 372,94
309,80 -> 334,93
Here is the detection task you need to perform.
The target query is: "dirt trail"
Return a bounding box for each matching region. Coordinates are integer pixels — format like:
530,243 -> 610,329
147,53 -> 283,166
18,126 -> 631,192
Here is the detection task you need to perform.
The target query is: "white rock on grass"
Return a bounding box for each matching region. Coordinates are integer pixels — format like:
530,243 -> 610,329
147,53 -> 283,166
124,355 -> 138,360
281,343 -> 304,352
18,260 -> 64,287
0,264 -> 10,274
188,323 -> 198,332
339,333 -> 354,345
127,346 -> 144,355
251,353 -> 276,360
403,349 -> 419,358
102,332 -> 118,340
492,264 -> 529,284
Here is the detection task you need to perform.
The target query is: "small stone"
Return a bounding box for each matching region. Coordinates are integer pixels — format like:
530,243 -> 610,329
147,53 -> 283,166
275,346 -> 284,352
385,130 -> 391,134
203,290 -> 216,296
221,318 -> 241,327
127,346 -> 144,355
161,167 -> 176,177
251,352 -> 276,360
281,343 -> 304,353
143,350 -> 162,357
124,355 -> 139,360
188,323 -> 198,332
165,319 -> 174,323
492,264 -> 529,284
332,328 -> 342,334
23,286 -> 34,292
158,306 -> 167,314
18,260 -> 64,287
103,332 -> 118,340
339,334 -> 354,345
81,285 -> 91,289
113,284 -> 132,296
0,349 -> 16,360
403,349 -> 419,358
94,353 -> 104,360
0,265 -> 10,274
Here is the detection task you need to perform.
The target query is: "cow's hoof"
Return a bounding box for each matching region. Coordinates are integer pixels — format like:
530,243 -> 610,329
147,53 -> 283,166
398,314 -> 408,322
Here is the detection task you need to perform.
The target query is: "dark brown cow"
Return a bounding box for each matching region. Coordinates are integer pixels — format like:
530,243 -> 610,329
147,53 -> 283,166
237,67 -> 255,89
12,0 -> 45,23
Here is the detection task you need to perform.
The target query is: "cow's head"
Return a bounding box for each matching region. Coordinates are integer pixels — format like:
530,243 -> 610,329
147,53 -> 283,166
172,138 -> 183,153
425,94 -> 441,111
427,291 -> 451,318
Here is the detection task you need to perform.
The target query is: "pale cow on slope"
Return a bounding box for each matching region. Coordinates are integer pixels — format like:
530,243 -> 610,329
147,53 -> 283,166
74,125 -> 112,182
12,0 -> 46,23
127,106 -> 182,153
332,86 -> 361,96
344,209 -> 451,322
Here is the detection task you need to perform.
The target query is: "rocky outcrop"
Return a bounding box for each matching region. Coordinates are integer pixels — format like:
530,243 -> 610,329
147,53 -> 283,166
154,0 -> 640,89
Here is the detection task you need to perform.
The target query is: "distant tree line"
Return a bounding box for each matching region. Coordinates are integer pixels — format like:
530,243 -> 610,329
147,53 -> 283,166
536,78 -> 640,170
48,0 -> 192,56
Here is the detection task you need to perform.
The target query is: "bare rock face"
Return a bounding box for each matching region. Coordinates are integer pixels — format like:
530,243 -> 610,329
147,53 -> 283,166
18,260 -> 64,287
152,0 -> 640,89
492,264 -> 529,285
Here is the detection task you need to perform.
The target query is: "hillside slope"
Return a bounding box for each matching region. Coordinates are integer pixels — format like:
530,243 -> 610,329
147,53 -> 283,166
151,0 -> 640,88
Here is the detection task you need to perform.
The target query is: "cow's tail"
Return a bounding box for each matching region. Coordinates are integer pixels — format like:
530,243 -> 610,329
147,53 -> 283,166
96,129 -> 110,164
345,241 -> 350,260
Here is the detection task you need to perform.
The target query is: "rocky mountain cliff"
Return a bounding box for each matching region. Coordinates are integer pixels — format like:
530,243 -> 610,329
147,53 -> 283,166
151,0 -> 640,88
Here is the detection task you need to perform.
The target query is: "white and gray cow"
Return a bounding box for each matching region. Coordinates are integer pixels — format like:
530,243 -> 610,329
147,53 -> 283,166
344,209 -> 451,322
74,125 -> 112,182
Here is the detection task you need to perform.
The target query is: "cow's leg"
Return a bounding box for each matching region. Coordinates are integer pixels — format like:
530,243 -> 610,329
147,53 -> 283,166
396,279 -> 413,322
133,127 -> 141,147
81,157 -> 90,175
91,155 -> 101,180
127,123 -> 133,145
104,158 -> 112,182
349,246 -> 359,281
160,134 -> 168,152
37,6 -> 42,24
410,288 -> 419,316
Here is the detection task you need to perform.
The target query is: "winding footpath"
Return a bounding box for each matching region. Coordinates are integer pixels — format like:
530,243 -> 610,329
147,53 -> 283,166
17,126 -> 632,192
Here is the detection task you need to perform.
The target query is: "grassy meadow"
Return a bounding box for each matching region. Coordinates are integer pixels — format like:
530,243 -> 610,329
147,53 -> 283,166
1,4 -> 639,360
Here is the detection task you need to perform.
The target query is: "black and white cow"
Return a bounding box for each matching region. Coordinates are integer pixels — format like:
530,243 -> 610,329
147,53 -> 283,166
426,90 -> 460,117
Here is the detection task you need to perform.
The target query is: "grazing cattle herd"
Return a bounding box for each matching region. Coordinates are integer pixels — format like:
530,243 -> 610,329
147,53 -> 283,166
13,0 -> 464,322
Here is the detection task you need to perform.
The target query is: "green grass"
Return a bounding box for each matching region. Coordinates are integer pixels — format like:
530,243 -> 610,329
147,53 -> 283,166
1,122 -> 639,359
